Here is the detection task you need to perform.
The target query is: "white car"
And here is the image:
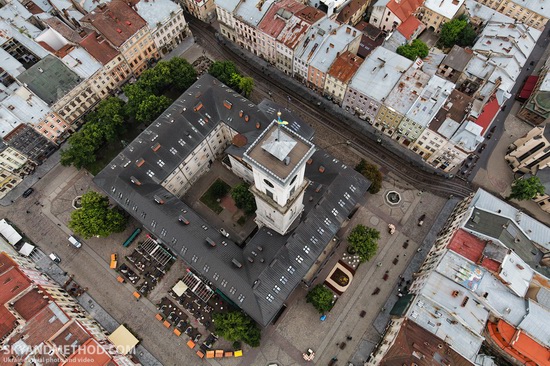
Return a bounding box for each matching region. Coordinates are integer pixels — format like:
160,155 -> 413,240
219,228 -> 230,238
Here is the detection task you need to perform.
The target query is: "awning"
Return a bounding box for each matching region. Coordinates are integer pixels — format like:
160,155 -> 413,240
206,350 -> 215,358
234,350 -> 243,357
215,350 -> 224,358
0,219 -> 22,245
19,243 -> 35,256
172,280 -> 188,297
187,340 -> 195,349
107,325 -> 139,355
518,76 -> 539,100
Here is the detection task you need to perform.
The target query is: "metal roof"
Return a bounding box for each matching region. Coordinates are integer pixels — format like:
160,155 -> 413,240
94,74 -> 370,326
349,47 -> 413,102
518,299 -> 550,347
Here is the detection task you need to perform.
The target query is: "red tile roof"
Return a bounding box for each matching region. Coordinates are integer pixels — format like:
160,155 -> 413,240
81,0 -> 147,47
295,5 -> 325,24
336,0 -> 366,23
0,252 -> 18,275
448,229 -> 487,263
13,288 -> 49,320
397,16 -> 425,40
487,320 -> 550,366
327,51 -> 363,83
258,0 -> 306,38
473,93 -> 500,135
62,338 -> 114,366
79,32 -> 120,65
51,321 -> 92,357
0,267 -> 31,305
386,0 -> 424,22
0,305 -> 17,340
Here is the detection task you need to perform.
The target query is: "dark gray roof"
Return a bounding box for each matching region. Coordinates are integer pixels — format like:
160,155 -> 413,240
94,74 -> 370,326
441,45 -> 473,72
17,55 -> 82,106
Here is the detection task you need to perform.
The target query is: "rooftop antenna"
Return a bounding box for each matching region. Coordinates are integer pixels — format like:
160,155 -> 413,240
276,111 -> 288,141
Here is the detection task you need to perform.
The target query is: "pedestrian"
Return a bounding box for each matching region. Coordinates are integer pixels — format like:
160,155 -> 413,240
26,210 -> 29,214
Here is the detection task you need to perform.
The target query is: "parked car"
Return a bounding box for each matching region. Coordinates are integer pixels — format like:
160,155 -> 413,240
219,228 -> 230,238
22,188 -> 34,198
68,235 -> 82,248
478,143 -> 487,153
490,125 -> 497,133
418,214 -> 426,226
49,253 -> 61,263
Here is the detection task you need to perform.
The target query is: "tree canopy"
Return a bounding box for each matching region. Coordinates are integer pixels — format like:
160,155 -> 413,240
135,94 -> 172,124
347,225 -> 380,262
507,176 -> 545,201
306,284 -> 335,314
355,159 -> 383,194
396,39 -> 429,61
68,191 -> 128,239
212,311 -> 261,347
209,61 -> 254,97
438,18 -> 477,48
232,183 -> 257,215
60,97 -> 126,169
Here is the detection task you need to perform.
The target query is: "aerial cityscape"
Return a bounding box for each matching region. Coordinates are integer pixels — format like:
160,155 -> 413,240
0,0 -> 549,365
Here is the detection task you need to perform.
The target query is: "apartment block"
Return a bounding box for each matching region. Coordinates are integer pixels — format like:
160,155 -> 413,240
307,24 -> 361,92
324,51 -> 363,105
0,245 -> 140,365
181,0 -> 216,22
505,124 -> 550,173
336,0 -> 371,26
394,75 -> 455,145
0,140 -> 27,173
257,0 -> 307,64
82,1 -> 159,77
135,0 -> 189,57
436,45 -> 473,83
418,0 -> 465,32
474,0 -> 550,30
369,189 -> 550,365
374,64 -> 430,136
369,0 -> 423,32
234,0 -> 276,57
343,47 -> 413,122
215,0 -> 242,43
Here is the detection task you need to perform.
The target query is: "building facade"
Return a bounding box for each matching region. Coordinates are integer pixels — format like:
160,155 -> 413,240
324,51 -> 363,105
182,0 -> 216,22
474,0 -> 550,30
518,60 -> 550,125
505,124 -> 550,173
418,0 -> 465,32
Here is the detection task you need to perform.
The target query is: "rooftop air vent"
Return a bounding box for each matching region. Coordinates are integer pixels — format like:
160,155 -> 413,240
232,259 -> 243,268
154,195 -> 165,204
130,176 -> 141,185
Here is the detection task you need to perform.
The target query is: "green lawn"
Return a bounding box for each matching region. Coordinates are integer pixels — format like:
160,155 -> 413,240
200,179 -> 230,214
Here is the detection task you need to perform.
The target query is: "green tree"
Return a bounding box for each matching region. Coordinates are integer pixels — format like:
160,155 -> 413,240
213,311 -> 261,347
68,191 -> 128,238
87,97 -> 126,142
347,225 -> 380,262
438,18 -> 468,48
507,176 -> 545,201
456,23 -> 477,47
239,76 -> 254,97
211,179 -> 229,198
355,159 -> 383,194
135,94 -> 172,124
209,60 -> 239,85
124,83 -> 151,118
396,39 -> 430,61
231,183 -> 257,215
60,132 -> 98,169
306,284 -> 335,314
168,57 -> 197,92
138,61 -> 173,94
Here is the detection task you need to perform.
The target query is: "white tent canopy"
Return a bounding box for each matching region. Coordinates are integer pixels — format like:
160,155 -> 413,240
0,219 -> 22,245
19,243 -> 35,256
172,280 -> 188,297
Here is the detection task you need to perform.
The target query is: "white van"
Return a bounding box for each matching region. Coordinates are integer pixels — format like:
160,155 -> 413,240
68,236 -> 82,248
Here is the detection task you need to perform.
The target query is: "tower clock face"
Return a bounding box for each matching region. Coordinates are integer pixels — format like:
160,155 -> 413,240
264,178 -> 274,188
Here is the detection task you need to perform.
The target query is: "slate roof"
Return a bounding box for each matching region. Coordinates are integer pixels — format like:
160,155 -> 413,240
94,74 -> 370,326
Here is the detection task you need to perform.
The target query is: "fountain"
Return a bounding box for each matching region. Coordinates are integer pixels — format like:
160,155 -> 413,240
385,190 -> 401,206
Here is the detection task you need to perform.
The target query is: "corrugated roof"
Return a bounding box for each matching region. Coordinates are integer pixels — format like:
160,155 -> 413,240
93,74 -> 370,326
327,51 -> 363,83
